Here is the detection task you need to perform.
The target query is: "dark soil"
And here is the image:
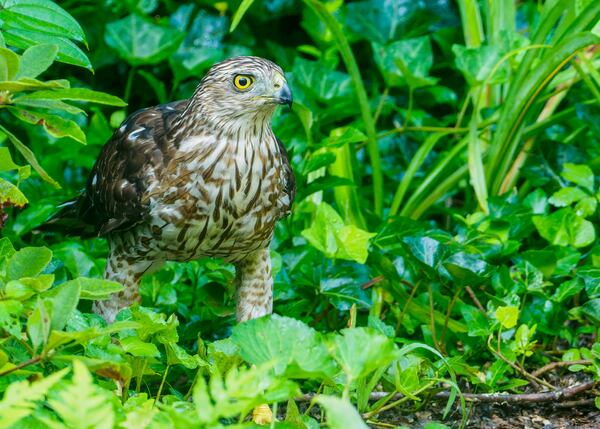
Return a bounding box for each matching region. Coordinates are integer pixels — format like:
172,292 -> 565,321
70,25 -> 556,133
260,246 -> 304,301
369,400 -> 600,428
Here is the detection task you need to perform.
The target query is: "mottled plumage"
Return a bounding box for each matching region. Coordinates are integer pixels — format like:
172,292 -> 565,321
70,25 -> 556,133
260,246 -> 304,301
47,56 -> 295,323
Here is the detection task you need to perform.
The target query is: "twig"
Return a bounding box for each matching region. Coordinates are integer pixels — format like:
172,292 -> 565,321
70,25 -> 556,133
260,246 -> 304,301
361,275 -> 385,290
0,356 -> 42,377
553,398 -> 595,409
487,336 -> 555,390
295,380 -> 596,405
465,286 -> 487,317
532,359 -> 593,378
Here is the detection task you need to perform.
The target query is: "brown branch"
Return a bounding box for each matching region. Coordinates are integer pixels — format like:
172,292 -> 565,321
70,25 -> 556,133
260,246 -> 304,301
295,381 -> 596,405
532,360 -> 593,378
0,356 -> 42,377
465,286 -> 487,317
361,275 -> 385,290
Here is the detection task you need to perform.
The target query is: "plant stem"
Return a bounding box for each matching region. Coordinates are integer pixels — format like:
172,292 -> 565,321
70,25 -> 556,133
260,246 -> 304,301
304,0 -> 383,216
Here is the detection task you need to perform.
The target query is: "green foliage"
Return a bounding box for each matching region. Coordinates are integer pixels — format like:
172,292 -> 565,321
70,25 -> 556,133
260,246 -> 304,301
1,0 -> 600,427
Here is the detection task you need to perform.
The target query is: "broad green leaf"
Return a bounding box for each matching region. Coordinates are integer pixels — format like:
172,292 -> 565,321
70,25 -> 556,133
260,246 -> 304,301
27,298 -> 52,351
12,97 -> 84,115
69,278 -> 123,300
16,88 -> 126,106
0,47 -> 20,81
105,14 -> 184,66
6,246 -> 52,280
552,278 -> 584,303
0,299 -> 23,337
549,187 -> 587,207
574,196 -> 597,218
7,107 -> 86,143
345,0 -> 423,44
16,43 -> 58,78
533,208 -> 596,248
0,177 -> 28,206
45,280 -> 81,331
120,336 -> 161,358
0,77 -> 69,91
329,328 -> 397,381
315,395 -> 368,429
0,0 -> 87,44
580,298 -> 600,324
165,342 -> 199,369
495,306 -> 518,329
561,163 -> 595,192
301,202 -> 375,263
232,314 -> 337,379
3,29 -> 91,70
372,36 -> 437,88
453,44 -> 506,85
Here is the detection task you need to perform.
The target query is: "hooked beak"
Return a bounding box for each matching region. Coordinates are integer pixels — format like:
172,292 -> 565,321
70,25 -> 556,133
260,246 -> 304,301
275,81 -> 293,108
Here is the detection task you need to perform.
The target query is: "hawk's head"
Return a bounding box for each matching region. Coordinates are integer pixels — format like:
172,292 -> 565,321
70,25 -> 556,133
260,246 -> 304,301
193,56 -> 292,127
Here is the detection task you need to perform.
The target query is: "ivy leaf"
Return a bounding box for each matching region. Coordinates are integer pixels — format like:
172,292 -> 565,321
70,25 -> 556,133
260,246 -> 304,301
301,203 -> 375,264
561,163 -> 594,192
105,14 -> 184,66
373,36 -> 438,88
495,306 -> 519,329
453,44 -> 506,86
533,208 -> 595,248
549,187 -> 587,207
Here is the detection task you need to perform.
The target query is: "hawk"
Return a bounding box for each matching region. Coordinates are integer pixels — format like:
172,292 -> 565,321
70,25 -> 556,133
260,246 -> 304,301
47,56 -> 295,324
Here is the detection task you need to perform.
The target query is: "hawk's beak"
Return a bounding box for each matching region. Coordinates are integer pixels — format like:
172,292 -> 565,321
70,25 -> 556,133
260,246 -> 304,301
275,82 -> 293,108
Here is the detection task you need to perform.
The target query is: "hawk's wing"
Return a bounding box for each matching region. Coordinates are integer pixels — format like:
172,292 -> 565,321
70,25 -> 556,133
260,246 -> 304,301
276,138 -> 296,210
47,100 -> 187,237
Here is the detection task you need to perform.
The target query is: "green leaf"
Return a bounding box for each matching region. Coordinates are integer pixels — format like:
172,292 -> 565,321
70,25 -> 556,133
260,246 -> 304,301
27,298 -> 52,351
0,177 -> 28,206
232,314 -> 337,379
15,88 -> 126,106
574,196 -> 597,218
453,44 -> 505,86
3,29 -> 91,70
0,0 -> 87,44
0,76 -> 69,91
120,336 -> 161,358
0,124 -> 60,187
580,298 -> 600,324
12,97 -> 84,115
105,14 -> 184,66
16,43 -> 58,79
533,207 -> 596,248
549,187 -> 588,207
6,246 -> 52,280
315,395 -> 368,429
45,280 -> 81,331
301,203 -> 375,263
372,36 -> 437,88
48,361 -> 115,429
561,163 -> 595,192
495,305 -> 518,329
0,47 -> 20,81
7,107 -> 86,143
329,328 -> 397,381
230,0 -> 254,32
70,278 -> 124,300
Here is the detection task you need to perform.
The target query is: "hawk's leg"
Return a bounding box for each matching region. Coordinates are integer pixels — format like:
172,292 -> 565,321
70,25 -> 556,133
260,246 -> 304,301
93,252 -> 156,323
235,248 -> 275,424
235,248 -> 273,322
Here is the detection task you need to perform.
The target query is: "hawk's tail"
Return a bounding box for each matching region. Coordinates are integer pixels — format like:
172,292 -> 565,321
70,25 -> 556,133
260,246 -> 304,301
37,197 -> 96,238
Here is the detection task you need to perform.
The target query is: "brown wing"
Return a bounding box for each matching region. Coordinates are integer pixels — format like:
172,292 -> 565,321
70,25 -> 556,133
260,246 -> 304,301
276,138 -> 296,211
76,100 -> 187,236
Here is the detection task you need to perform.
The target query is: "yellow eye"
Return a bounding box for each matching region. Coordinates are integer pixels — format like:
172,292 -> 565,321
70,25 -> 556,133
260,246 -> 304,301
233,74 -> 254,90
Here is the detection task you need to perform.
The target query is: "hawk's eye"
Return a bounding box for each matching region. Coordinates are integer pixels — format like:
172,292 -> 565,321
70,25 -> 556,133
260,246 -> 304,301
233,74 -> 254,90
